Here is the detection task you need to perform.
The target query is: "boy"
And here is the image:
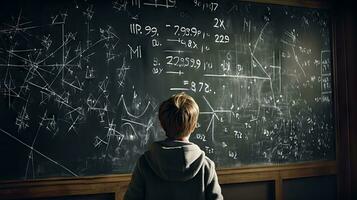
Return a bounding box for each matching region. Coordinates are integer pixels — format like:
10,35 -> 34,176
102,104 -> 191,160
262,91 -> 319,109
124,92 -> 223,200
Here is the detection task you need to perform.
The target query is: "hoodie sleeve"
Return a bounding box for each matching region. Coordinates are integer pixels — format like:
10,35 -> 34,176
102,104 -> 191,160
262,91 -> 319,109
123,157 -> 145,200
205,160 -> 224,200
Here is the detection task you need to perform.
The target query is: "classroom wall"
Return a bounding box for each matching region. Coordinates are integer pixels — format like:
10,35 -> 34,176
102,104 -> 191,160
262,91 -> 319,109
345,9 -> 357,200
332,0 -> 357,199
347,10 -> 357,199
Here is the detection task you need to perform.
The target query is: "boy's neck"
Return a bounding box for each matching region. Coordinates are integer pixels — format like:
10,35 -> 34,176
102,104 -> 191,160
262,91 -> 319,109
177,137 -> 189,142
167,136 -> 190,142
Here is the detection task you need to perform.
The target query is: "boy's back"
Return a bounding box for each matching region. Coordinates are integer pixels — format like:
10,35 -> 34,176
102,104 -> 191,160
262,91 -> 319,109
124,93 -> 223,200
124,139 -> 222,200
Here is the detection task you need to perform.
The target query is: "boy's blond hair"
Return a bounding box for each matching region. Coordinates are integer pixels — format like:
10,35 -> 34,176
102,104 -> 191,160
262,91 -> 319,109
159,93 -> 199,139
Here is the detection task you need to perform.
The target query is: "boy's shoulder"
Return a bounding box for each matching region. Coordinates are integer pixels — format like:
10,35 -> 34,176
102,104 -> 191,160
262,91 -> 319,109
139,140 -> 216,168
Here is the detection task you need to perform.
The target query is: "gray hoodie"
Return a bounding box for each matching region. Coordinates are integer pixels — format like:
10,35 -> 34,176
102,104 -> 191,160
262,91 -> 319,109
123,139 -> 223,200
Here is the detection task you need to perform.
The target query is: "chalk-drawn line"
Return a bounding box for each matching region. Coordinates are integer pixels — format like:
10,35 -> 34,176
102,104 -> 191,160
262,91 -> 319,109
170,88 -> 190,91
122,118 -> 152,131
117,94 -> 152,119
203,74 -> 270,80
0,128 -> 78,177
200,96 -> 231,144
253,22 -> 269,54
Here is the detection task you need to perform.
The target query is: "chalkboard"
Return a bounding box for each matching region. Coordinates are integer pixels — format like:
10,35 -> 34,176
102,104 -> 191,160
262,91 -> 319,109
0,0 -> 335,181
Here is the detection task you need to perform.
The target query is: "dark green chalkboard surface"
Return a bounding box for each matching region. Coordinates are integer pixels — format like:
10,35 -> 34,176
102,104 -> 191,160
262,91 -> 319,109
0,0 -> 334,181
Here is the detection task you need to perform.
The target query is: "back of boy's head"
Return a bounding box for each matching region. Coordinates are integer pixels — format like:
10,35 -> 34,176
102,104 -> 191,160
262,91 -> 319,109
159,93 -> 199,139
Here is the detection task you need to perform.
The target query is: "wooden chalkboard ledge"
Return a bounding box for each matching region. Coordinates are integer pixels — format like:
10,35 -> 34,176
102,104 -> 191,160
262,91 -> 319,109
218,160 -> 337,200
218,160 -> 337,184
0,160 -> 336,200
0,174 -> 130,200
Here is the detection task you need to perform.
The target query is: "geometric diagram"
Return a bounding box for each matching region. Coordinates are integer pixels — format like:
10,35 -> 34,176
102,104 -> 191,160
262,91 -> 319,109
15,104 -> 30,132
23,110 -> 59,179
93,119 -> 124,150
117,94 -> 155,146
93,93 -> 154,150
117,57 -> 130,87
200,95 -> 231,144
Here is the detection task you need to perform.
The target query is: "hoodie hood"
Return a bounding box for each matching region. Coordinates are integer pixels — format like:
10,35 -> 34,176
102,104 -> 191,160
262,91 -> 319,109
144,140 -> 205,181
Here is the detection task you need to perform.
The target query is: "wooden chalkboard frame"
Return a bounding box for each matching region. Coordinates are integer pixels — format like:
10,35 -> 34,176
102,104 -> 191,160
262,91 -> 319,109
0,0 -> 340,200
0,160 -> 336,200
